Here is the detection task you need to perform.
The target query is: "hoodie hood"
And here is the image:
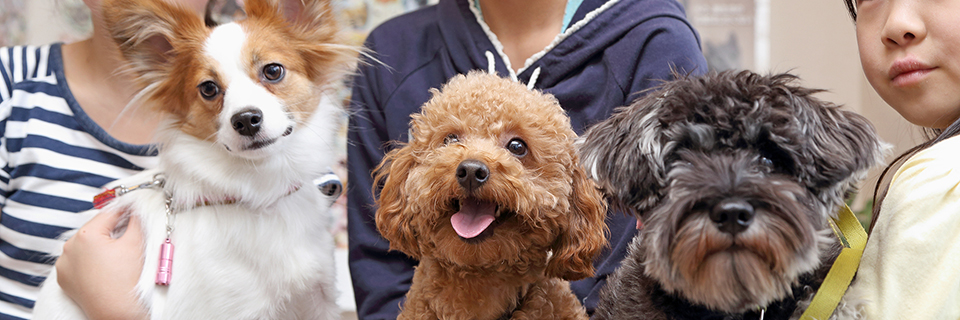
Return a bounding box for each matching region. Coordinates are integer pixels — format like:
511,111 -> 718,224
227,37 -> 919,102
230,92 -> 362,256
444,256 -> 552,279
437,0 -> 698,87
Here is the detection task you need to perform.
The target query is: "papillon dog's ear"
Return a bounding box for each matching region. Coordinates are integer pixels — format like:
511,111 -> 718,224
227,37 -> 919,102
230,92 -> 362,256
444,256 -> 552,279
246,0 -> 356,85
373,145 -> 423,260
103,0 -> 206,87
545,160 -> 608,281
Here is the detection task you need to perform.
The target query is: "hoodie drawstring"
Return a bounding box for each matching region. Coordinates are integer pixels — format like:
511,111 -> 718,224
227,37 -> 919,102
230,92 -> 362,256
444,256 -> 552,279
527,67 -> 541,90
486,50 -> 540,90
485,51 -> 496,75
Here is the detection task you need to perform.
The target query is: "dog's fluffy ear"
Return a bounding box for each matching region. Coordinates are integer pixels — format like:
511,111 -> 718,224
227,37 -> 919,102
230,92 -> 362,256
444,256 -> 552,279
104,0 -> 205,88
373,145 -> 422,259
546,163 -> 609,280
578,95 -> 666,215
246,0 -> 354,85
794,95 -> 886,207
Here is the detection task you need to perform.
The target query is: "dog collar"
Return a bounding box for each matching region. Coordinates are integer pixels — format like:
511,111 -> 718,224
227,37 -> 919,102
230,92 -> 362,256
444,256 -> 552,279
798,204 -> 866,319
93,177 -> 303,209
92,173 -> 343,209
93,175 -> 164,209
91,172 -> 341,286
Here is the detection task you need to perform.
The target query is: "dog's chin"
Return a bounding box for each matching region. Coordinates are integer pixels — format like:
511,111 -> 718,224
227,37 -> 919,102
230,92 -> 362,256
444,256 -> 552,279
649,216 -> 817,313
221,127 -> 294,159
670,249 -> 795,313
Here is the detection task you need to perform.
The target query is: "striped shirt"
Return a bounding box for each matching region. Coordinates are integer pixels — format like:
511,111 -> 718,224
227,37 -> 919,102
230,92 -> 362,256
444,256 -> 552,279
0,43 -> 157,320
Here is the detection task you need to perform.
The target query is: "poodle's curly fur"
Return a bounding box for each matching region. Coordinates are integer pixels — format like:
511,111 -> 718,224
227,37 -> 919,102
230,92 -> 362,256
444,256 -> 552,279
374,72 -> 608,320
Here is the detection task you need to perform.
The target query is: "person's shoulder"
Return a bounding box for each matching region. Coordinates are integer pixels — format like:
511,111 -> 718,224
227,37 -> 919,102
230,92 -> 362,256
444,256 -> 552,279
904,135 -> 960,169
889,135 -> 960,195
592,0 -> 698,45
358,6 -> 446,83
2,43 -> 61,100
1,43 -> 57,72
616,0 -> 690,20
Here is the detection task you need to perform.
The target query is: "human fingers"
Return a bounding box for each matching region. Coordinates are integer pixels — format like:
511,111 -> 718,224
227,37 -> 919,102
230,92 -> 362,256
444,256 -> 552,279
80,208 -> 126,237
117,214 -> 144,245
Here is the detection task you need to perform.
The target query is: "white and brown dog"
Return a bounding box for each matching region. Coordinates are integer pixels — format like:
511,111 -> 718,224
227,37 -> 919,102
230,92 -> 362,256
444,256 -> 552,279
33,0 -> 355,319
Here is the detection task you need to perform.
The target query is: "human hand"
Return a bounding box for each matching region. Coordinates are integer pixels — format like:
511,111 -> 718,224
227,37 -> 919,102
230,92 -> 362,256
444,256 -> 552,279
55,208 -> 148,320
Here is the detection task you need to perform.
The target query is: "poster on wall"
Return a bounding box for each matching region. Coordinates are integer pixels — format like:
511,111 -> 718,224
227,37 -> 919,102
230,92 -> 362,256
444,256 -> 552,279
681,0 -> 769,72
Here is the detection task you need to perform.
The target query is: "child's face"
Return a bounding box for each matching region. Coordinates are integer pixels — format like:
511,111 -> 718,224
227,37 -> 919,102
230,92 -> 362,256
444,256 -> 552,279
856,0 -> 960,129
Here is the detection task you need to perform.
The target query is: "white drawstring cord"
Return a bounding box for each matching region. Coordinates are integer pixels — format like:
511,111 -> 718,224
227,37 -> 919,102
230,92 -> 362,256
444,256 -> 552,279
527,67 -> 541,90
485,51 -> 496,75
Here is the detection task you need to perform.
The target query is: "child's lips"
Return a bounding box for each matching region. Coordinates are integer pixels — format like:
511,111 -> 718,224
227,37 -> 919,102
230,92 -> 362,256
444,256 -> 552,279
889,59 -> 935,86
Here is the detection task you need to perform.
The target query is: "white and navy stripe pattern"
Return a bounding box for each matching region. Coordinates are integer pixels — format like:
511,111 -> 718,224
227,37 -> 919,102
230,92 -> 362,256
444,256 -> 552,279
0,43 -> 157,320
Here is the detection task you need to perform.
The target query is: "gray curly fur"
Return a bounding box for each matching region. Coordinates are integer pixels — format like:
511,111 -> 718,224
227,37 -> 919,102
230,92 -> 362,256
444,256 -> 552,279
580,71 -> 885,319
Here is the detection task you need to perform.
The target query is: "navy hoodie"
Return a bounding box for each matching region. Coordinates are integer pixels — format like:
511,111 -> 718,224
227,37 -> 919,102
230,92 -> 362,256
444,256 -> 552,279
347,0 -> 708,318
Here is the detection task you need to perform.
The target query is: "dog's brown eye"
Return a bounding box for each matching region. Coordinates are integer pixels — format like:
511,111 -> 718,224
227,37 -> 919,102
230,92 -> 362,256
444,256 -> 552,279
198,81 -> 220,100
444,134 -> 460,144
506,139 -> 527,157
262,63 -> 285,82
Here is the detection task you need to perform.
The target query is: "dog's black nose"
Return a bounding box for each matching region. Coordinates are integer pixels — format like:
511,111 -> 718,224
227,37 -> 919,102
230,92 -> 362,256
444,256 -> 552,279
231,108 -> 263,137
456,160 -> 489,192
710,199 -> 754,235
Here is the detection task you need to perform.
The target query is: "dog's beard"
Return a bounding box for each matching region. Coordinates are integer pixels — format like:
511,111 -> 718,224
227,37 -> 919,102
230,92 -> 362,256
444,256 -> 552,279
641,155 -> 830,313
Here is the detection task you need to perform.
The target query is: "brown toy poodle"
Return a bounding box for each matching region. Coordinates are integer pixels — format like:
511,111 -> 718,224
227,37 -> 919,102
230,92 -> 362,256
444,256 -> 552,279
374,72 -> 608,320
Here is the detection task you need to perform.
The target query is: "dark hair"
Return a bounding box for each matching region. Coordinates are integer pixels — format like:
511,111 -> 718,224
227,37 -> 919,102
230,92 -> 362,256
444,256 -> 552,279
844,0 -> 857,21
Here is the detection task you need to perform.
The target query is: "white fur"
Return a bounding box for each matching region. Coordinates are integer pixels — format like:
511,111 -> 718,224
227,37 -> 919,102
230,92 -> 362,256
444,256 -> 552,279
33,21 -> 342,320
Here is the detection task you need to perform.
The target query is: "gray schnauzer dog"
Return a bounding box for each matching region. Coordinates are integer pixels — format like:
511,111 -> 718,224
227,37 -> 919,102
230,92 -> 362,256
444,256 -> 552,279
581,71 -> 885,319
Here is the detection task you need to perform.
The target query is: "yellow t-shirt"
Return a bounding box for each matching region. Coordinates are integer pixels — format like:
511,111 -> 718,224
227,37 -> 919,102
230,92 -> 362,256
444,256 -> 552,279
849,135 -> 960,319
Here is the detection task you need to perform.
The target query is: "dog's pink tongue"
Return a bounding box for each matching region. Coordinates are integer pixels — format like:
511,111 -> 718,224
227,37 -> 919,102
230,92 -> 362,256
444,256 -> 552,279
451,198 -> 497,239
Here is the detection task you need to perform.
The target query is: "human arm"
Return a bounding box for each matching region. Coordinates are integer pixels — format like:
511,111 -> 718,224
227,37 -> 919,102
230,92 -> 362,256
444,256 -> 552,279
55,209 -> 148,320
850,137 -> 960,319
346,45 -> 418,319
1,45 -> 47,104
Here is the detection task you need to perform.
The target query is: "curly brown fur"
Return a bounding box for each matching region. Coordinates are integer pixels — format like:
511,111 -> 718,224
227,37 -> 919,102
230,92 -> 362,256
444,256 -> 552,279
580,71 -> 885,319
374,72 -> 608,320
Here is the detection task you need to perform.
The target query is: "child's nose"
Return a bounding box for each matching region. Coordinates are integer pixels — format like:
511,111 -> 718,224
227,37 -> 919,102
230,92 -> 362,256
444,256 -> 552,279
882,2 -> 926,47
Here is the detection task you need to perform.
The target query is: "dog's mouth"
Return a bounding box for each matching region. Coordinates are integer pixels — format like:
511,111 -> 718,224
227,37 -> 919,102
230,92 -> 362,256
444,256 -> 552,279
239,126 -> 294,151
450,197 -> 507,241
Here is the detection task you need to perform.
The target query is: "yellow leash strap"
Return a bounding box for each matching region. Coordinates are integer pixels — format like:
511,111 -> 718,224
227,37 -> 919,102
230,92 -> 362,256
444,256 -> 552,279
799,204 -> 867,320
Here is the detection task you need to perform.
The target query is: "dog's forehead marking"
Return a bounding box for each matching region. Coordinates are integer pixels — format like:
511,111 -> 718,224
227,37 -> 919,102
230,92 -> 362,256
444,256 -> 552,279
205,23 -> 246,87
204,22 -> 283,117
